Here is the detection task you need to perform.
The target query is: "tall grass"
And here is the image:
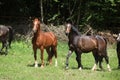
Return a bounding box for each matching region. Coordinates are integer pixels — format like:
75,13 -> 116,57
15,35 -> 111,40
0,41 -> 120,80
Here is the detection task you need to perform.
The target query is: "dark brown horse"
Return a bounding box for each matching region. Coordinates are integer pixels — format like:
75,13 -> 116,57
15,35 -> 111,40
117,33 -> 120,68
0,25 -> 13,55
65,23 -> 111,71
32,18 -> 57,68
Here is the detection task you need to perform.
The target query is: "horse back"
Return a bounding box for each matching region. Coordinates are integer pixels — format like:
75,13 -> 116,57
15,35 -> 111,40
0,25 -> 9,37
44,32 -> 57,46
32,31 -> 57,48
76,36 -> 98,52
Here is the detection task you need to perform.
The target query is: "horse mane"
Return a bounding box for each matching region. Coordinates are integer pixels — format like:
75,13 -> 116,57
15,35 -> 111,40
0,25 -> 5,28
71,25 -> 81,35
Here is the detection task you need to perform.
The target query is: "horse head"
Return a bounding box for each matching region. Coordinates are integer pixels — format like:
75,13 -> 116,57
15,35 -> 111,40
33,18 -> 40,33
65,23 -> 80,36
65,23 -> 72,36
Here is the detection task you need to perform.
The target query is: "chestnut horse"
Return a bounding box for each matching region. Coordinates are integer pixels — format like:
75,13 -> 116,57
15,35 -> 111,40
65,23 -> 111,71
117,33 -> 120,68
32,18 -> 57,68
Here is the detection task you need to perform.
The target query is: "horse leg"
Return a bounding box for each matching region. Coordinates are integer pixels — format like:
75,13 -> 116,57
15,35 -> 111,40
33,47 -> 38,68
5,41 -> 9,55
98,56 -> 104,70
104,55 -> 111,71
75,51 -> 82,70
0,41 -> 8,55
0,41 -> 4,52
40,47 -> 44,68
46,48 -> 52,65
92,51 -> 99,71
8,40 -> 12,48
65,50 -> 73,69
117,50 -> 120,68
51,46 -> 57,67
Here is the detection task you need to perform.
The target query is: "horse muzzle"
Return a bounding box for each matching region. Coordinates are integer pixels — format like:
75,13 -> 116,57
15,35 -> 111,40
65,33 -> 69,36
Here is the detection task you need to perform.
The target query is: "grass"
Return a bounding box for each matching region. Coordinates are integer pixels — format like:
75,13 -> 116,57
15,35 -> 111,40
0,41 -> 120,80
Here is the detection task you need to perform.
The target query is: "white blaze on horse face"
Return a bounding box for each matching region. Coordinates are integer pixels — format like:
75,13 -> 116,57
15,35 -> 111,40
33,21 -> 38,32
66,24 -> 71,34
117,33 -> 120,41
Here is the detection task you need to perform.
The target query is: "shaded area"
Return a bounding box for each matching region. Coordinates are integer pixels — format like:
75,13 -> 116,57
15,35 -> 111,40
0,0 -> 119,33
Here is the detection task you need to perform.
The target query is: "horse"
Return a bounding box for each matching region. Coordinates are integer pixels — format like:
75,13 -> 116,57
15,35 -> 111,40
116,33 -> 120,68
32,18 -> 57,68
65,23 -> 111,71
0,25 -> 13,55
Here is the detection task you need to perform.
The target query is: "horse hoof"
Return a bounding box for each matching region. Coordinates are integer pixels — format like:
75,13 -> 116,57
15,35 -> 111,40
35,65 -> 38,68
79,67 -> 82,71
55,59 -> 58,67
91,68 -> 96,71
55,64 -> 57,67
108,68 -> 111,71
65,66 -> 69,70
107,64 -> 111,71
40,65 -> 44,68
34,61 -> 38,68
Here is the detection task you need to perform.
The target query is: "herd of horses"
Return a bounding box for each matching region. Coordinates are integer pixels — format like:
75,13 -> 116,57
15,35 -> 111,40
0,18 -> 120,71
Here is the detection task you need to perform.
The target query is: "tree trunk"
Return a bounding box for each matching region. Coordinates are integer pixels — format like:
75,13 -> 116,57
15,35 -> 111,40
40,0 -> 44,22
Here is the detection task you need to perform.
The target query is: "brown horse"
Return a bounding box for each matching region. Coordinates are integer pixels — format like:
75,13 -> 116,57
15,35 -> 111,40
117,33 -> 120,68
32,18 -> 57,68
65,23 -> 111,71
0,25 -> 13,55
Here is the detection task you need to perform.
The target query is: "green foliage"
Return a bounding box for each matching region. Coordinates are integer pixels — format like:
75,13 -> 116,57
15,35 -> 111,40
53,0 -> 59,2
0,0 -> 119,32
48,13 -> 60,22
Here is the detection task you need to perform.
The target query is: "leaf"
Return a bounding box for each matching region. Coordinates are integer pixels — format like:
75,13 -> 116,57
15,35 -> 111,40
86,14 -> 92,22
109,0 -> 116,6
53,0 -> 59,2
48,13 -> 60,22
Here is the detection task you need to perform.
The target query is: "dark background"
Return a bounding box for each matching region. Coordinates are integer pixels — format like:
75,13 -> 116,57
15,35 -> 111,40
0,0 -> 120,34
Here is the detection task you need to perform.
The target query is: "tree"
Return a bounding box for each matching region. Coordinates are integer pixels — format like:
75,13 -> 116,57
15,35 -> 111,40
0,0 -> 120,33
40,0 -> 44,22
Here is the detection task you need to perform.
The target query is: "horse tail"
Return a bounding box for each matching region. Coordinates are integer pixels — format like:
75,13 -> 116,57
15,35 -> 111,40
96,35 -> 107,45
8,26 -> 13,48
51,37 -> 57,58
51,45 -> 58,66
51,36 -> 58,66
103,37 -> 107,44
50,32 -> 57,58
96,35 -> 108,52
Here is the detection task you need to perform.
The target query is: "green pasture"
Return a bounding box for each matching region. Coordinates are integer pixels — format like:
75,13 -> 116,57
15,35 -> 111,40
0,41 -> 120,80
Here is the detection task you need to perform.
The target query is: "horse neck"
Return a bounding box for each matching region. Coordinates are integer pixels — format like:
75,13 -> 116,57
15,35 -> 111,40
33,27 -> 41,37
68,32 -> 79,42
